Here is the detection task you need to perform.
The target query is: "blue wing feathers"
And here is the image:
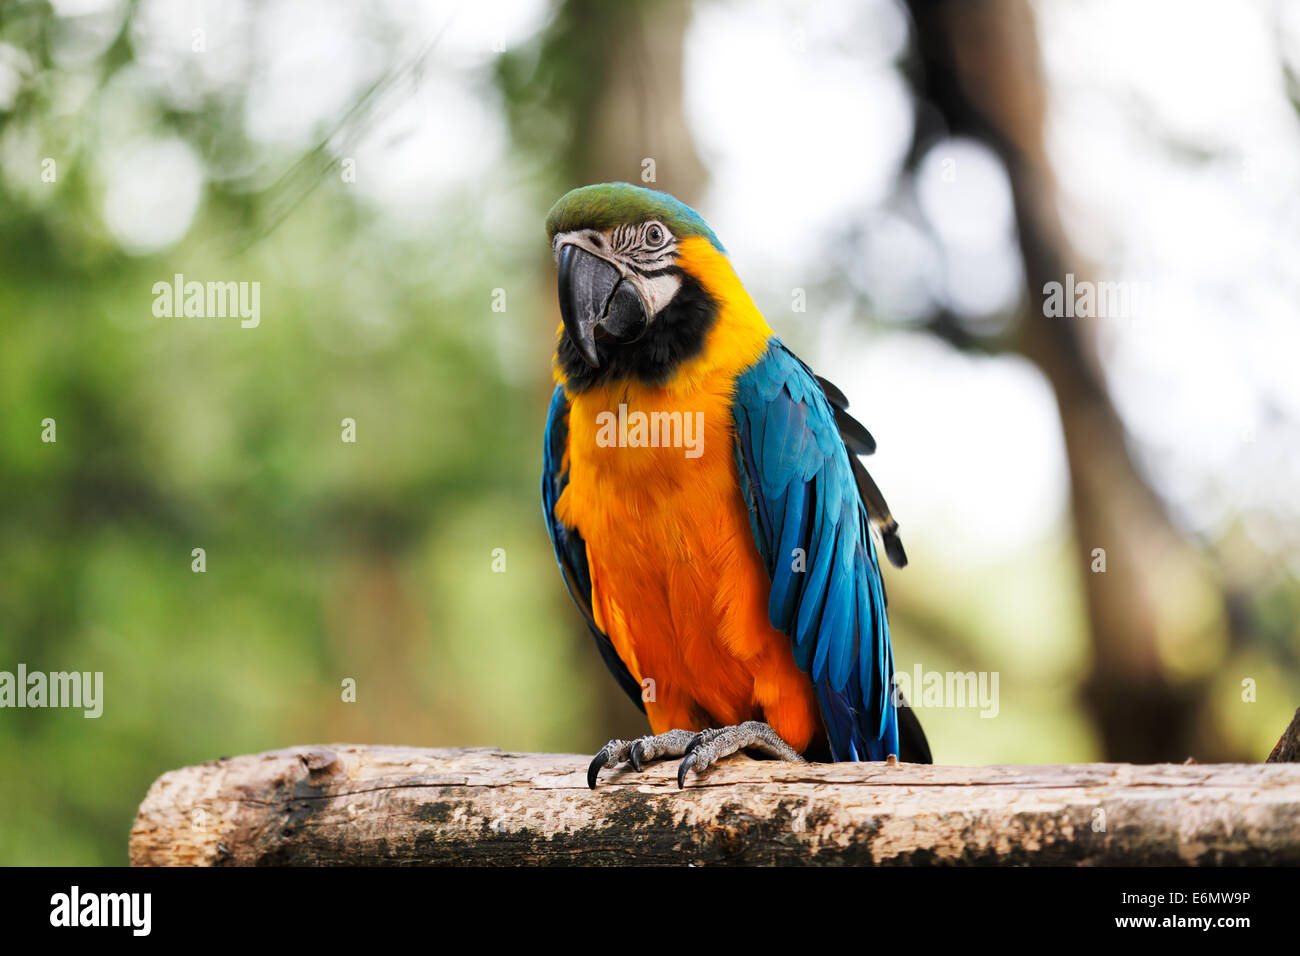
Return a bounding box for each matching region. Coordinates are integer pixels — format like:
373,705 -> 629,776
733,410 -> 772,571
767,481 -> 805,627
732,339 -> 899,761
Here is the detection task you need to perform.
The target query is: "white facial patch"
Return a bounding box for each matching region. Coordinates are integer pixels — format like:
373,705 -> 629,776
639,271 -> 683,315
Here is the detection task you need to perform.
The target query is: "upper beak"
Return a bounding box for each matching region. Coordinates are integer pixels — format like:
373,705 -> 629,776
556,244 -> 648,368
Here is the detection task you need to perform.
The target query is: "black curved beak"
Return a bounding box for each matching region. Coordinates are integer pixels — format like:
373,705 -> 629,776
556,244 -> 648,368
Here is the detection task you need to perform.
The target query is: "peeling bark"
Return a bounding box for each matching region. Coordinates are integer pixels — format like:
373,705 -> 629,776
1268,707 -> 1300,763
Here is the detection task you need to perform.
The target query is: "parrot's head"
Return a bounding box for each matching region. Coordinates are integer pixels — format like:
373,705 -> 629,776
546,182 -> 732,391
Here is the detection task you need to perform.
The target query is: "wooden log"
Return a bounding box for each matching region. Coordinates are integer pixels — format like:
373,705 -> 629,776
128,745 -> 1300,866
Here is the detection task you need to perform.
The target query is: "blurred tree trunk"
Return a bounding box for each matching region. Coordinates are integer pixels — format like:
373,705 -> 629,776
505,0 -> 707,747
569,0 -> 707,195
571,0 -> 706,746
903,0 -> 1228,761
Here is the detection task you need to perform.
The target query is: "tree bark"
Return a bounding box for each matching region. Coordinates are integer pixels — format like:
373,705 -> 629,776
1268,708 -> 1300,763
130,745 -> 1300,866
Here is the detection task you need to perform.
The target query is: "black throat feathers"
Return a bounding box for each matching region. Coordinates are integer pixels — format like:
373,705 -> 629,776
557,270 -> 719,392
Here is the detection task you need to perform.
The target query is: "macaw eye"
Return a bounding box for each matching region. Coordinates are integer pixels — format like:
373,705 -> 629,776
645,223 -> 666,246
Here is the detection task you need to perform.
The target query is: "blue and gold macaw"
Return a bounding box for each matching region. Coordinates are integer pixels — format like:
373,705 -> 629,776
542,183 -> 930,787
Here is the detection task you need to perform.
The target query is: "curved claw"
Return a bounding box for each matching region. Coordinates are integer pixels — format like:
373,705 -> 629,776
630,740 -> 646,772
587,747 -> 610,790
677,753 -> 698,789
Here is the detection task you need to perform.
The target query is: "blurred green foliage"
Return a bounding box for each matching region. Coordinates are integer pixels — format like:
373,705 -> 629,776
0,1 -> 620,865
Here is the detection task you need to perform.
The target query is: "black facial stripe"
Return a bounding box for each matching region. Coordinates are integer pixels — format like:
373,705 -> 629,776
612,223 -> 636,253
629,264 -> 683,278
558,270 -> 717,392
630,245 -> 676,273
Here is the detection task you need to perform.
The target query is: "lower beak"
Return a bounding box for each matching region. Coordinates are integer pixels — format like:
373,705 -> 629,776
556,244 -> 648,368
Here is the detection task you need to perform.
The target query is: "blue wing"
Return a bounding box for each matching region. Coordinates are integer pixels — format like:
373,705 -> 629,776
732,339 -> 899,761
542,385 -> 646,712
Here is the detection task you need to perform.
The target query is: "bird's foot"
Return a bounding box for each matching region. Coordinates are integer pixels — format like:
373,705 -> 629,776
587,728 -> 697,788
676,721 -> 806,788
586,721 -> 805,789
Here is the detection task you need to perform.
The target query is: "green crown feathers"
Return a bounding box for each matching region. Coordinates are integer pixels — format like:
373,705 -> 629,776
545,183 -> 726,253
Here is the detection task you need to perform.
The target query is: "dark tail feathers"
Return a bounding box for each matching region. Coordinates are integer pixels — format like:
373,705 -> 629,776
897,698 -> 933,764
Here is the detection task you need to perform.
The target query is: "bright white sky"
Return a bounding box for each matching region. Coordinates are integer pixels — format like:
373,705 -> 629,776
686,0 -> 1300,569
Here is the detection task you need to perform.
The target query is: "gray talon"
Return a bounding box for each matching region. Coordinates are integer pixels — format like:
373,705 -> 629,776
586,728 -> 699,788
677,752 -> 697,789
587,749 -> 608,789
676,721 -> 806,788
591,723 -> 803,789
587,738 -> 632,789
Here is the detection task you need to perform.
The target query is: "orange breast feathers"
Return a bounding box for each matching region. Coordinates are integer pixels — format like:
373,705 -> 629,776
552,237 -> 822,753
